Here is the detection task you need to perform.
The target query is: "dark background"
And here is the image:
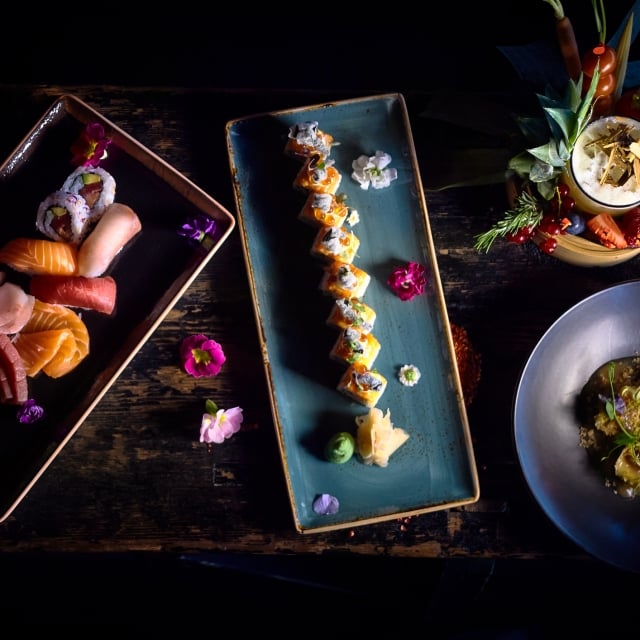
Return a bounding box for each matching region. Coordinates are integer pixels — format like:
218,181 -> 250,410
5,2 -> 640,90
2,1 -> 640,632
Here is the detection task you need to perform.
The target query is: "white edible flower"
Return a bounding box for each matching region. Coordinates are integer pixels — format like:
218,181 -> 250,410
398,364 -> 421,387
351,150 -> 398,190
346,208 -> 360,226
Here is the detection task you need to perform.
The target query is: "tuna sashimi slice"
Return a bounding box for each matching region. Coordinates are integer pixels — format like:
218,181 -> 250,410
0,364 -> 13,402
29,274 -> 116,315
0,238 -> 78,276
0,333 -> 28,404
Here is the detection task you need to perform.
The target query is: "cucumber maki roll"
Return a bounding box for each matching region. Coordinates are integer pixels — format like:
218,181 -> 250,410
62,166 -> 116,221
36,190 -> 92,245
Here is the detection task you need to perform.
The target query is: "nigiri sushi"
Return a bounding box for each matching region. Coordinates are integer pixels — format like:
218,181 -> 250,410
0,281 -> 35,334
77,202 -> 142,277
0,238 -> 78,276
30,274 -> 116,315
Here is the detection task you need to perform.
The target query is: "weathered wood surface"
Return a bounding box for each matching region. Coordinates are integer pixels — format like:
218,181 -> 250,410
0,84 -> 637,563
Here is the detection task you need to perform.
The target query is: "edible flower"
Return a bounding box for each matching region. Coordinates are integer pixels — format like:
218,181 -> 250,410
351,151 -> 398,190
180,334 -> 226,378
312,493 -> 340,515
346,208 -> 360,226
16,398 -> 45,424
398,364 -> 421,387
200,399 -> 243,445
178,213 -> 217,248
70,122 -> 111,168
387,261 -> 427,301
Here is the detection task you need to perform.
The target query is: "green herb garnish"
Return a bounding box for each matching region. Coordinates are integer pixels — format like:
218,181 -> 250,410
474,65 -> 600,253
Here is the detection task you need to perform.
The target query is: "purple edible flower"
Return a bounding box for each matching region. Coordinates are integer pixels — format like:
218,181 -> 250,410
17,399 -> 45,424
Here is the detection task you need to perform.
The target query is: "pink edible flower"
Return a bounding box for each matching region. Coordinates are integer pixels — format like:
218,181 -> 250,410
180,334 -> 226,377
200,405 -> 244,444
70,122 -> 111,167
387,261 -> 427,301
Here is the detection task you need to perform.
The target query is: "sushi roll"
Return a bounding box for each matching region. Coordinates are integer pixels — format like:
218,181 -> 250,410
293,154 -> 342,194
329,327 -> 381,369
326,298 -> 376,334
284,121 -> 335,159
62,166 -> 116,221
310,226 -> 360,264
298,192 -> 349,228
36,190 -> 92,245
319,262 -> 370,300
337,363 -> 387,408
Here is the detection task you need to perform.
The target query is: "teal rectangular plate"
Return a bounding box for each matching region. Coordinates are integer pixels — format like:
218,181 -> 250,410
226,93 -> 479,533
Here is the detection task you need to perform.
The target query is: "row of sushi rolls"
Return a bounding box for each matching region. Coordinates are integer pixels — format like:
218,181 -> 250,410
285,121 -> 387,409
0,141 -> 142,406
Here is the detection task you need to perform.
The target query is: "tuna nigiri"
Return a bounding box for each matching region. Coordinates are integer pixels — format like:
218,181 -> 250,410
0,238 -> 78,276
77,202 -> 141,277
29,274 -> 117,315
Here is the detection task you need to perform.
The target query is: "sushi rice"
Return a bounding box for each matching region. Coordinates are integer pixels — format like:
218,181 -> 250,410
36,190 -> 92,245
62,166 -> 116,221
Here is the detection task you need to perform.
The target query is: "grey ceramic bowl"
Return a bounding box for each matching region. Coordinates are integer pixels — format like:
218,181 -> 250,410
514,280 -> 640,573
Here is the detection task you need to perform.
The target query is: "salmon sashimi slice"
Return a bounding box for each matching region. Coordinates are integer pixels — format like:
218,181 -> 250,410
0,238 -> 78,276
21,300 -> 89,377
29,274 -> 116,315
0,333 -> 28,404
12,329 -> 74,377
43,329 -> 80,378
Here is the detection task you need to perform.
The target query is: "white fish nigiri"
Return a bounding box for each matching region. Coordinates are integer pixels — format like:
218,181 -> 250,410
77,203 -> 142,277
0,281 -> 36,334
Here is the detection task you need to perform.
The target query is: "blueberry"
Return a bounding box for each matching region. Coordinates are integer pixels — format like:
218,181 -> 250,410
564,212 -> 586,235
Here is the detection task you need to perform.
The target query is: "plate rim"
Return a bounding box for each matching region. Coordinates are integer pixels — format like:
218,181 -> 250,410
514,279 -> 640,572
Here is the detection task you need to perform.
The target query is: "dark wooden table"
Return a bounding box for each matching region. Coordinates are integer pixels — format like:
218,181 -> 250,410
1,76 -> 639,622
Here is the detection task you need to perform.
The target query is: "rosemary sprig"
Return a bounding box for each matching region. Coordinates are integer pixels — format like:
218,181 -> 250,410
474,189 -> 544,253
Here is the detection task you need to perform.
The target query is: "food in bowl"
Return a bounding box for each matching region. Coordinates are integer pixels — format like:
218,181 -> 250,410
563,115 -> 640,217
577,356 -> 640,499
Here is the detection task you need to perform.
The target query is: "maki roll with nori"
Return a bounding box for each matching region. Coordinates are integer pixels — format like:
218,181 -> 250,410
36,191 -> 92,245
62,166 -> 116,220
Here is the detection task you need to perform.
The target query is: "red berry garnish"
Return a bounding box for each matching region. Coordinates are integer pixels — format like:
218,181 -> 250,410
540,237 -> 558,254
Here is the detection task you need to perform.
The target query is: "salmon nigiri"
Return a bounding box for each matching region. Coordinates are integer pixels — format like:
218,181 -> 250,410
0,238 -> 78,276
